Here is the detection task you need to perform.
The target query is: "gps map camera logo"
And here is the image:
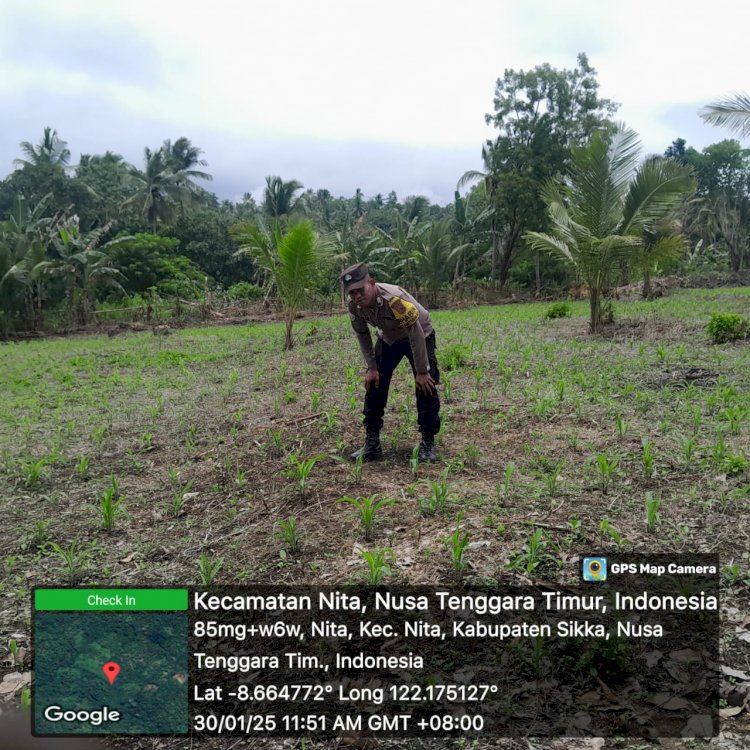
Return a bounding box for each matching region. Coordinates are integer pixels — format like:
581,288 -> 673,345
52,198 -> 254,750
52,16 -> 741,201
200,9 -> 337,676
583,557 -> 607,582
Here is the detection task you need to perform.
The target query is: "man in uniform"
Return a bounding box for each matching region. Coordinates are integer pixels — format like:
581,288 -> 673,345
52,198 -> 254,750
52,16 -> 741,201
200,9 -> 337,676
341,262 -> 440,462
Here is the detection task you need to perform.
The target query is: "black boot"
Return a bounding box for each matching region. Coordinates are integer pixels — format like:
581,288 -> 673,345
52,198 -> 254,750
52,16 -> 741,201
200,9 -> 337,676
418,434 -> 438,462
350,428 -> 383,462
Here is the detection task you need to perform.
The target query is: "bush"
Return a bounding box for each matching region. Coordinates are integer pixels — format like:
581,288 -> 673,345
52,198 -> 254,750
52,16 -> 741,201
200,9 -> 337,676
544,302 -> 572,319
707,313 -> 747,344
227,282 -> 264,301
439,344 -> 470,371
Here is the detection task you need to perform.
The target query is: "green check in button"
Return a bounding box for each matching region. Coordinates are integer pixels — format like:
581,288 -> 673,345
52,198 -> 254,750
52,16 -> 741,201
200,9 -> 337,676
35,588 -> 188,611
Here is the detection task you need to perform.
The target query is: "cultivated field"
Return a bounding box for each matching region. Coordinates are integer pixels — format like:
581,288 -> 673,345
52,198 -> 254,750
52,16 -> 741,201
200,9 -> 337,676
1,288 -> 749,749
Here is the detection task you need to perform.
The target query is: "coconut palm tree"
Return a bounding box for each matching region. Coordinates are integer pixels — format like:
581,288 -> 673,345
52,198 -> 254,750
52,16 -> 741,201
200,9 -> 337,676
262,176 -> 304,219
14,127 -> 71,169
162,137 -> 213,195
413,219 -> 469,308
377,214 -> 429,291
457,142 -> 502,285
700,93 -> 750,139
524,125 -> 695,331
124,147 -> 181,232
123,139 -> 212,231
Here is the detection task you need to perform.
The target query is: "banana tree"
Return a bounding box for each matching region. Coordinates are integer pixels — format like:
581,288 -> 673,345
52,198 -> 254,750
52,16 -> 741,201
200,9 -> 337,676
36,220 -> 129,324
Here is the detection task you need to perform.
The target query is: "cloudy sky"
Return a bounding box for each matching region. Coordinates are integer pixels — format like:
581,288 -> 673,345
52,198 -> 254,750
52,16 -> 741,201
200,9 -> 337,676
1,0 -> 748,205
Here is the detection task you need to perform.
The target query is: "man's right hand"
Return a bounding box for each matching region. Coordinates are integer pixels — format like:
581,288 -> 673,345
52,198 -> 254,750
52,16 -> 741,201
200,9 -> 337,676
365,368 -> 380,392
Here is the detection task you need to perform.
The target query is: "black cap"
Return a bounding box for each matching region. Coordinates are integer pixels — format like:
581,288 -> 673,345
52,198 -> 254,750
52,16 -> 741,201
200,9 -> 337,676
340,262 -> 370,292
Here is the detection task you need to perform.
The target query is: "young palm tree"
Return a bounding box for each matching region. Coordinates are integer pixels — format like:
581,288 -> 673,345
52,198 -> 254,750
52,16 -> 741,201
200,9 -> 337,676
700,93 -> 750,139
524,125 -> 695,331
233,219 -> 337,349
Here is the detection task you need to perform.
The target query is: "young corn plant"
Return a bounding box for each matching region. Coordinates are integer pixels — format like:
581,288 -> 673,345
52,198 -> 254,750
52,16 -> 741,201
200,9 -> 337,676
234,467 -> 247,489
645,492 -> 661,533
284,454 -> 325,498
409,445 -> 420,478
616,414 -> 627,439
681,435 -> 697,470
555,380 -> 566,404
47,539 -> 90,583
508,528 -> 556,578
338,494 -> 394,541
420,476 -> 455,516
126,448 -> 144,472
220,369 -> 240,402
641,440 -> 656,479
542,459 -> 565,497
501,462 -> 515,500
274,517 -> 302,553
445,511 -> 470,574
463,443 -> 480,466
599,519 -> 625,546
359,548 -> 394,587
722,407 -> 744,436
320,410 -> 339,436
75,455 -> 91,480
691,407 -> 702,434
268,429 -> 286,457
20,521 -> 50,552
7,639 -> 21,667
19,457 -> 49,488
167,467 -> 181,488
442,371 -> 453,401
565,517 -> 585,548
197,552 -> 223,586
98,475 -> 125,531
90,425 -> 107,452
349,454 -> 364,484
711,433 -> 728,468
169,480 -> 194,517
184,424 -> 199,452
595,452 -> 619,494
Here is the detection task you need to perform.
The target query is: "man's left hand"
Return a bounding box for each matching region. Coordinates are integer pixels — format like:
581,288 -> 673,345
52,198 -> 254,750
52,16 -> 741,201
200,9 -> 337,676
415,373 -> 437,396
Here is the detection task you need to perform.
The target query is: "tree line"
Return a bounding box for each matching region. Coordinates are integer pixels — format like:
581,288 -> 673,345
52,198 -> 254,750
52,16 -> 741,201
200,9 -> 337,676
1,53 -> 748,337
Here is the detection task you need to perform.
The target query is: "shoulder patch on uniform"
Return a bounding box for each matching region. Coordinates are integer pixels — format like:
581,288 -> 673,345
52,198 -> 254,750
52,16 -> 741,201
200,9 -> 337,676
388,296 -> 419,327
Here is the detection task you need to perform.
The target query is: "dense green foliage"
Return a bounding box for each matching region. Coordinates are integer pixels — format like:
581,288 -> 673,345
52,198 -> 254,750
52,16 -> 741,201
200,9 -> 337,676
707,312 -> 748,343
1,53 -> 747,335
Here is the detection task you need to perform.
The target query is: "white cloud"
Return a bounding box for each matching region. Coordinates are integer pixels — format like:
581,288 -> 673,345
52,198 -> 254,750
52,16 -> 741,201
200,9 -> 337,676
2,0 -> 749,203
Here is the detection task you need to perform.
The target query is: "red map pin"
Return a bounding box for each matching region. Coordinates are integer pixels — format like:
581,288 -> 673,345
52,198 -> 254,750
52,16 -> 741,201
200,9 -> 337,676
102,661 -> 121,685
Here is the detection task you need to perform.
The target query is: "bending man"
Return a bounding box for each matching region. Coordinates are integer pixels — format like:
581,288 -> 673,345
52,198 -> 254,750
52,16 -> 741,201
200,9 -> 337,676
341,262 -> 441,462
